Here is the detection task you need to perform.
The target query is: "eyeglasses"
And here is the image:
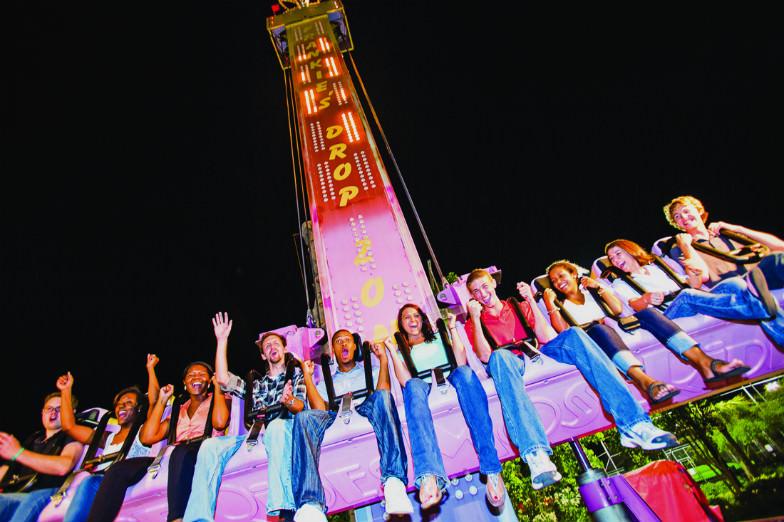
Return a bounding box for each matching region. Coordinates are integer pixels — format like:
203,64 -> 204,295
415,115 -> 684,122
43,406 -> 61,414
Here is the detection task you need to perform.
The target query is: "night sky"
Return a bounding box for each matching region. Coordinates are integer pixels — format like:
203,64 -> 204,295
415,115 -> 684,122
7,2 -> 782,439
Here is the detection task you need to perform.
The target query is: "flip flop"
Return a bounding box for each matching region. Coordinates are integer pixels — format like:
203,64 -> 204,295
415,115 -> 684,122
647,382 -> 680,405
704,360 -> 751,383
485,473 -> 506,510
418,475 -> 443,509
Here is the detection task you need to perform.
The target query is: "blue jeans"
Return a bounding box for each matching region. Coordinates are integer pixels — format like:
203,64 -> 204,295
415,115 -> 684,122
584,323 -> 643,377
663,274 -> 784,346
487,328 -> 651,453
448,365 -> 502,475
292,389 -> 407,511
183,419 -> 294,522
0,488 -> 58,522
403,378 -> 448,489
633,307 -> 698,361
63,474 -> 103,522
758,252 -> 784,290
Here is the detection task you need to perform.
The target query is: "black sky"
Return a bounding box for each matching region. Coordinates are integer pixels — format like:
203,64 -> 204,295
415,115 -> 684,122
7,2 -> 783,438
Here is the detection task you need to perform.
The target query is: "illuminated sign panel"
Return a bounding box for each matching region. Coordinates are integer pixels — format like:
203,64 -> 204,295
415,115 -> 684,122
287,15 -> 438,341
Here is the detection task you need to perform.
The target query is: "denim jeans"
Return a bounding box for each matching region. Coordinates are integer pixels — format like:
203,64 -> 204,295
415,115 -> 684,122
485,349 -> 551,458
584,323 -> 643,377
540,328 -> 650,433
63,474 -> 103,522
183,419 -> 294,522
758,252 -> 784,290
633,307 -> 698,361
403,378 -> 448,489
663,274 -> 784,346
292,389 -> 407,511
487,327 -> 651,452
0,488 -> 58,522
448,366 -> 502,475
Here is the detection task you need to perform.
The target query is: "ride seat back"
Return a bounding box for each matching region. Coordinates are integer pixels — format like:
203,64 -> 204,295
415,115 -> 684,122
394,318 -> 457,392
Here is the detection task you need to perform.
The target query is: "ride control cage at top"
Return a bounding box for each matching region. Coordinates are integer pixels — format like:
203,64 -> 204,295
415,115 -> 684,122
267,0 -> 354,69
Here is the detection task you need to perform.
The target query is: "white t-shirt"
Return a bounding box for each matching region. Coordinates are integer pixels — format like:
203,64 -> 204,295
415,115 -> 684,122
561,289 -> 607,324
611,264 -> 684,306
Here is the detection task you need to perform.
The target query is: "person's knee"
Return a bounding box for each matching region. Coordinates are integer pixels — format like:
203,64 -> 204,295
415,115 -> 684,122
487,349 -> 519,377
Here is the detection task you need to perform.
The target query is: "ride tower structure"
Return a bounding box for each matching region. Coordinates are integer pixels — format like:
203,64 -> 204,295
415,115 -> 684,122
268,1 -> 441,341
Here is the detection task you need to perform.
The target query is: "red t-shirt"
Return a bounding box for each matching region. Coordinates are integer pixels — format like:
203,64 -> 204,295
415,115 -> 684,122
464,299 -> 537,355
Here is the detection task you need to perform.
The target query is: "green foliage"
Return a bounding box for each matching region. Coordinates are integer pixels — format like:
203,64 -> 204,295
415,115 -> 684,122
445,271 -> 459,284
708,467 -> 784,521
501,444 -> 598,522
326,510 -> 351,522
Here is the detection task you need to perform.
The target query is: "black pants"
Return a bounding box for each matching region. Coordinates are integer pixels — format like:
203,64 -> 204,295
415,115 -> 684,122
84,457 -> 152,522
166,440 -> 203,522
83,441 -> 204,522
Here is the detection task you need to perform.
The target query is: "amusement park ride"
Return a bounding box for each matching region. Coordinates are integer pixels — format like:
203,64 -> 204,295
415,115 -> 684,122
31,1 -> 784,521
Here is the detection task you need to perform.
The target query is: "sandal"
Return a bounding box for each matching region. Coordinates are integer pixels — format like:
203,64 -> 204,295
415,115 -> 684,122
485,473 -> 506,510
647,382 -> 680,405
704,360 -> 751,384
418,475 -> 443,509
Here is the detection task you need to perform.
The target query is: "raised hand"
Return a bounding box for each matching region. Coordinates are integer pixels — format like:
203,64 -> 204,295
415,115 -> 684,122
466,299 -> 483,318
445,311 -> 457,330
146,353 -> 159,371
382,335 -> 397,354
159,384 -> 175,404
212,312 -> 232,341
56,372 -> 74,391
675,233 -> 694,248
543,287 -> 557,307
371,341 -> 387,361
517,281 -> 534,302
302,359 -> 315,377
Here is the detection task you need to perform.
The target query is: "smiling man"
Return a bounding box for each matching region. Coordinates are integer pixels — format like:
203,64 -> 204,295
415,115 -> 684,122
183,313 -> 306,522
662,195 -> 784,346
0,393 -> 83,522
463,269 -> 679,489
291,330 -> 412,522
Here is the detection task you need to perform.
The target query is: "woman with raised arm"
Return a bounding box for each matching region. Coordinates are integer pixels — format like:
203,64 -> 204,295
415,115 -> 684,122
605,239 -> 754,381
384,303 -> 506,511
544,260 -> 679,404
139,355 -> 229,522
56,370 -> 150,522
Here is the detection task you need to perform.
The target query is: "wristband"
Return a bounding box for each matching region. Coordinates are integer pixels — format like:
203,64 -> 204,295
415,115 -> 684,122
11,448 -> 24,461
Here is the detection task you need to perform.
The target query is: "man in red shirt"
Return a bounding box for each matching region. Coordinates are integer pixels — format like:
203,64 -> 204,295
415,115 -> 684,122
464,269 -> 678,489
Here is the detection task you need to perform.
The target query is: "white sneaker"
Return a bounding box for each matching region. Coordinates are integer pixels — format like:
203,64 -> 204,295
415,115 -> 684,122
524,450 -> 562,490
293,503 -> 327,522
620,421 -> 678,450
383,477 -> 413,515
